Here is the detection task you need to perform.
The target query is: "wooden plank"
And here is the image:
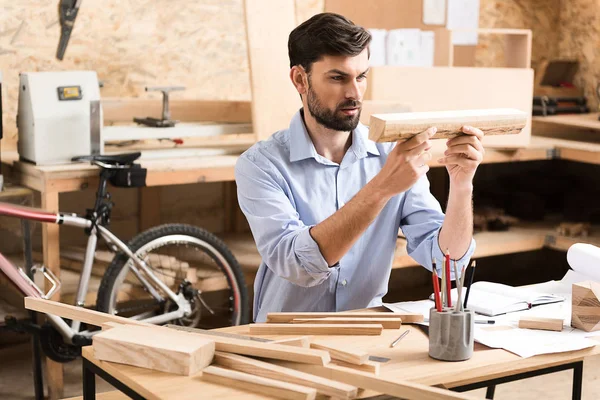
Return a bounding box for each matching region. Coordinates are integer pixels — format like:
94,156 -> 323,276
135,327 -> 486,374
24,297 -> 150,327
364,66 -> 534,149
369,109 -> 527,142
359,100 -> 410,125
244,0 -> 301,141
518,317 -> 563,332
60,391 -> 129,400
213,352 -> 358,399
532,113 -> 600,132
249,323 -> 383,336
201,365 -> 317,400
330,359 -> 380,375
102,99 -> 252,124
292,317 -> 402,329
270,336 -> 312,348
267,311 -> 423,324
310,342 -> 368,365
274,361 -> 478,400
93,324 -> 215,375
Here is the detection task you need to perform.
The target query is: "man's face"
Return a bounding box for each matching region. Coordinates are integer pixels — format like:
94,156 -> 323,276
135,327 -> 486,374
304,49 -> 369,132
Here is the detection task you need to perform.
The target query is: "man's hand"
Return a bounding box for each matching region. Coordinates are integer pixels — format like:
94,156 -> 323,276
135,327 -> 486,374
437,125 -> 484,190
371,127 -> 437,199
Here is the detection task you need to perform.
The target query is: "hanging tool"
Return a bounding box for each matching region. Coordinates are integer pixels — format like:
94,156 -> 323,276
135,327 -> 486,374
133,86 -> 185,128
56,0 -> 83,60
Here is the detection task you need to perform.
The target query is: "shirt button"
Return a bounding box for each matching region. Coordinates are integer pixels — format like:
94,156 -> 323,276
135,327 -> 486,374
342,279 -> 348,286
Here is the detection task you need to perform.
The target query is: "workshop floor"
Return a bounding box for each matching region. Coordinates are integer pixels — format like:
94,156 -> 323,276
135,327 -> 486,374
0,340 -> 599,400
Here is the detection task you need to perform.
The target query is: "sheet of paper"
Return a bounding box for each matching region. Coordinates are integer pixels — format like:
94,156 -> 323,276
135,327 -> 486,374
368,29 -> 387,67
446,0 -> 480,45
566,243 -> 600,281
420,31 -> 435,67
423,0 -> 446,25
386,29 -> 422,66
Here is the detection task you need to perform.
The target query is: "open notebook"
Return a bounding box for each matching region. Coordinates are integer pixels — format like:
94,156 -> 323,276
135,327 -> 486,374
429,281 -> 565,316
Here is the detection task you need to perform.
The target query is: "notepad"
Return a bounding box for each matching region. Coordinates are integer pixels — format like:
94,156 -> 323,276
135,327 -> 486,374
429,281 -> 565,316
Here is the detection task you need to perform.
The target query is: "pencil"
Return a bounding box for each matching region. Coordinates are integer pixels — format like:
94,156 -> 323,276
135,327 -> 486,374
463,260 -> 477,309
445,249 -> 452,308
453,260 -> 460,312
432,268 -> 442,312
459,264 -> 466,311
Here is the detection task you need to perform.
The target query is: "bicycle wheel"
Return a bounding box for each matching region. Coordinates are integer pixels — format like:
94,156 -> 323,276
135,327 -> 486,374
96,224 -> 249,328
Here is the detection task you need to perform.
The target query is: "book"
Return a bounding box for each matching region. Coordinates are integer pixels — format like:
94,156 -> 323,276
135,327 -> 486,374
429,281 -> 565,316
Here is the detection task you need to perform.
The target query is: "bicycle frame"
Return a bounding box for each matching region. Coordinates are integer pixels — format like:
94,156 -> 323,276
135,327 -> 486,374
0,202 -> 192,344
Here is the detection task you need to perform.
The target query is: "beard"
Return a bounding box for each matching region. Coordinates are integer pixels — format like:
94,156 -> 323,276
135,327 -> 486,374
306,84 -> 362,132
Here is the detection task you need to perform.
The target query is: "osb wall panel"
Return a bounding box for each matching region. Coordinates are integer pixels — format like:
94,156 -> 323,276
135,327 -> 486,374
0,0 -> 323,149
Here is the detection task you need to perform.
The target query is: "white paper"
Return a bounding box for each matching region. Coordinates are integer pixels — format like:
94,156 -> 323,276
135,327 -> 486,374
368,29 -> 387,67
566,243 -> 600,282
420,31 -> 435,67
386,29 -> 422,66
423,0 -> 446,25
446,0 -> 480,45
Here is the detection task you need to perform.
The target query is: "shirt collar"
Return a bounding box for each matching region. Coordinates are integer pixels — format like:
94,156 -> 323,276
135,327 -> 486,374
288,109 -> 381,163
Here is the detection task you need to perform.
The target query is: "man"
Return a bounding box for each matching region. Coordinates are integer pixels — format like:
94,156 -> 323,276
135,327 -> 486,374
235,13 -> 483,322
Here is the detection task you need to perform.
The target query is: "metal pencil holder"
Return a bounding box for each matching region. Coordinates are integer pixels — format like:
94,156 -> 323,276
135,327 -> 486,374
428,307 -> 474,361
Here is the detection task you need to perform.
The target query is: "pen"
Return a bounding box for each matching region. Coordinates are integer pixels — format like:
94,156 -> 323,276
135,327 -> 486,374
464,260 -> 477,309
390,329 -> 411,348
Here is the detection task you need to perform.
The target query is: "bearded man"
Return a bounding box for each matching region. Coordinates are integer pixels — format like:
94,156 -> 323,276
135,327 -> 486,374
235,13 -> 483,322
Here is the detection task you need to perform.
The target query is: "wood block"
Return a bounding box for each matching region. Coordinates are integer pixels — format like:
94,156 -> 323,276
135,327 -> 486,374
572,281 -> 600,332
310,342 -> 368,365
213,352 -> 358,399
249,323 -> 383,336
266,311 -> 423,324
201,365 -> 317,400
291,317 -> 402,329
270,336 -> 312,348
369,109 -> 527,142
518,316 -> 563,332
331,359 -> 380,375
92,324 -> 215,375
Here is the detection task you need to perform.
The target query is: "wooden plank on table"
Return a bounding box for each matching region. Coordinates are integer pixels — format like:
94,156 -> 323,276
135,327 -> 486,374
102,99 -> 252,124
292,317 -> 402,329
213,352 -> 358,399
518,316 -> 563,332
244,0 -> 301,141
93,324 -> 215,375
310,342 -> 368,366
274,361 -> 478,400
249,323 -> 383,336
267,311 -> 424,324
202,365 -> 317,400
330,359 -> 380,375
270,336 -> 312,348
369,109 -> 527,142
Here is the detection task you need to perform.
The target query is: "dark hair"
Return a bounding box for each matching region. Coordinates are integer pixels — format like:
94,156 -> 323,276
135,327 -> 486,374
288,13 -> 371,73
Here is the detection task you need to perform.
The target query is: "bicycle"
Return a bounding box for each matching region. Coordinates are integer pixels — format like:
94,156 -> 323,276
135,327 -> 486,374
0,152 -> 249,362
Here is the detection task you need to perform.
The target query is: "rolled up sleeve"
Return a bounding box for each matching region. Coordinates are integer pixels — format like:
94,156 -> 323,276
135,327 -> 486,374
235,154 -> 330,287
400,175 -> 476,279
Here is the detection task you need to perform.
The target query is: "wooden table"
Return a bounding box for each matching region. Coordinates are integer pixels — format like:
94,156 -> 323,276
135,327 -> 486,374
79,310 -> 600,400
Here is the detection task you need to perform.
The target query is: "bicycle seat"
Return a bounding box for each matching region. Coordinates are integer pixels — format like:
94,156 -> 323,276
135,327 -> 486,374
72,153 -> 141,166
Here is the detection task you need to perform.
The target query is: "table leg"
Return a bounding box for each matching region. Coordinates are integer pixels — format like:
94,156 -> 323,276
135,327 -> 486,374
41,191 -> 63,400
82,359 -> 96,400
572,361 -> 583,400
485,385 -> 496,399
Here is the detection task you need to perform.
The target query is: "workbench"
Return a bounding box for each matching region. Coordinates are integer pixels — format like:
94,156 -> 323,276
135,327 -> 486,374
78,307 -> 600,400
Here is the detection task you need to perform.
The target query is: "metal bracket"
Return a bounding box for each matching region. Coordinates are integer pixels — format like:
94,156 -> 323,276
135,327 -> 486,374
18,265 -> 62,300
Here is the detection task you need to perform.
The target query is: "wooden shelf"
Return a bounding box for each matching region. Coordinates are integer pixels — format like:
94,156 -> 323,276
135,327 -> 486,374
532,113 -> 600,132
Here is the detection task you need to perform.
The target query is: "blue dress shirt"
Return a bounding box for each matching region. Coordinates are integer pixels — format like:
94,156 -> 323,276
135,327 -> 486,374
235,110 -> 476,322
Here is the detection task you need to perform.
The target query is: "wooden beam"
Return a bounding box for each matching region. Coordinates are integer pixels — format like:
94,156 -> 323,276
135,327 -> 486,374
267,311 -> 424,324
330,359 -> 380,375
274,361 -> 479,400
270,336 -> 312,348
369,109 -> 527,142
213,352 -> 358,399
102,99 -> 252,124
201,365 -> 317,400
291,317 -> 402,329
310,343 -> 368,365
93,324 -> 215,375
518,316 -> 563,332
249,323 -> 383,336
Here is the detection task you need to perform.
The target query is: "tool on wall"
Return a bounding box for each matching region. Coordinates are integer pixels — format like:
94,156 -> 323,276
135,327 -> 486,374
133,86 -> 185,128
57,0 -> 82,60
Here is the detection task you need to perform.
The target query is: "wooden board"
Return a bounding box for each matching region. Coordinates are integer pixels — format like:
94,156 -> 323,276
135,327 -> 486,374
93,324 -> 215,375
331,359 -> 380,375
310,342 -> 368,365
213,352 -> 358,399
244,0 -> 301,141
292,317 -> 402,329
250,323 -> 383,336
518,317 -> 563,332
369,109 -> 527,142
270,336 -> 312,348
201,365 -> 317,400
572,281 -> 600,332
364,66 -> 534,149
267,311 -> 424,324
